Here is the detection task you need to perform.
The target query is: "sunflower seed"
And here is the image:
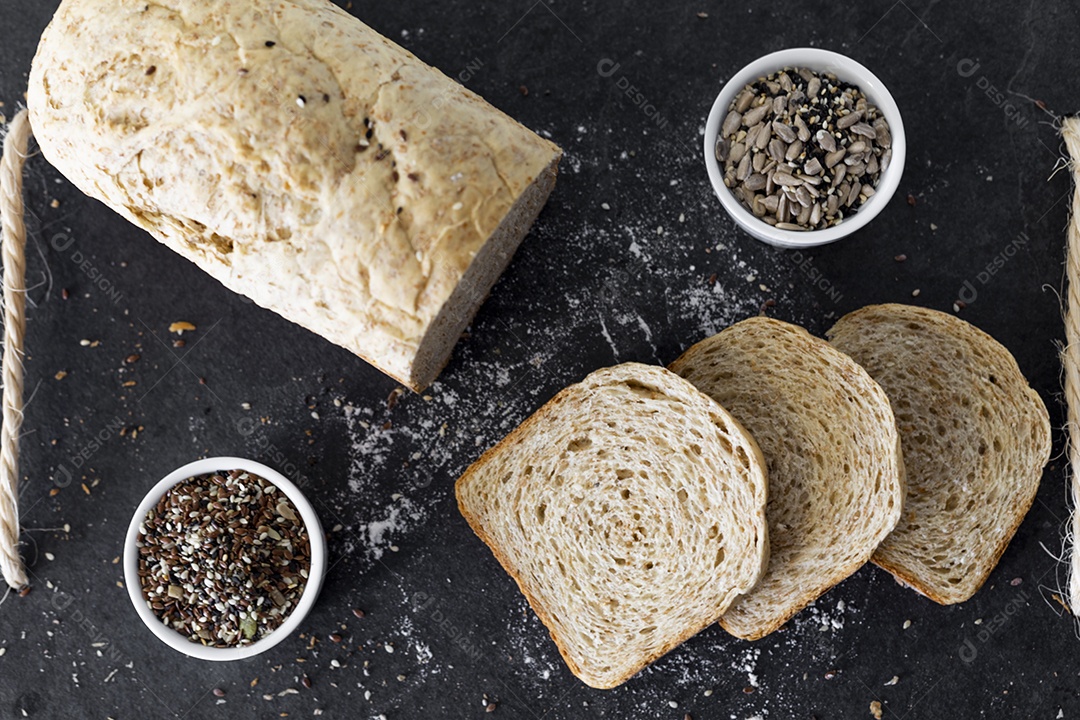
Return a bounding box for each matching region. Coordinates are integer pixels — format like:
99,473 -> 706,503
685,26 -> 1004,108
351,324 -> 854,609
846,181 -> 862,207
795,185 -> 813,207
815,129 -> 837,153
824,148 -> 846,168
743,103 -> 770,127
753,124 -> 771,150
775,222 -> 805,231
736,153 -> 752,181
735,89 -> 755,113
874,118 -> 892,148
831,162 -> 847,188
773,170 -> 801,186
794,115 -> 811,142
721,111 -> 742,137
826,194 -> 840,216
796,202 -> 811,225
768,138 -> 786,163
849,122 -> 877,139
719,66 -> 890,230
743,125 -> 760,149
772,121 -> 797,143
715,138 -> 729,163
836,111 -> 863,129
751,194 -> 767,216
785,140 -> 804,162
743,173 -> 767,191
729,141 -> 746,165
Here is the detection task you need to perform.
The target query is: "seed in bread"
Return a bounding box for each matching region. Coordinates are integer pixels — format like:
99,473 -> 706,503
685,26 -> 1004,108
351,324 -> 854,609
455,363 -> 769,689
670,317 -> 905,640
827,304 -> 1051,604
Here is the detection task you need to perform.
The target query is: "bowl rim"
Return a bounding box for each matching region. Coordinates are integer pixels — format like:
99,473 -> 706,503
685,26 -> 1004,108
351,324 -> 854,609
123,456 -> 327,661
704,47 -> 907,249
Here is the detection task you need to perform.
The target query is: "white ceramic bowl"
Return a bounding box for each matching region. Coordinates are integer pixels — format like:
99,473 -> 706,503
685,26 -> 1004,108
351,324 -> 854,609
704,47 -> 906,249
124,457 -> 327,661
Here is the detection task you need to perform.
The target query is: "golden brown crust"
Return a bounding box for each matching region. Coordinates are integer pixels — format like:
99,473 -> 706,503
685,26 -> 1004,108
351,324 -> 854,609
672,316 -> 905,640
28,0 -> 561,390
829,304 -> 1051,605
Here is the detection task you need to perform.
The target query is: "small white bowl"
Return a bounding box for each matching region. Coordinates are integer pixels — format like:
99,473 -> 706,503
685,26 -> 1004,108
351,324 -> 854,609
124,457 -> 327,661
704,47 -> 906,249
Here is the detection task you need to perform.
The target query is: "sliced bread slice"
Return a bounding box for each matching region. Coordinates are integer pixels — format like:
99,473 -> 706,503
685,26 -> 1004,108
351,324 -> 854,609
827,304 -> 1051,604
670,317 -> 905,640
455,362 -> 769,689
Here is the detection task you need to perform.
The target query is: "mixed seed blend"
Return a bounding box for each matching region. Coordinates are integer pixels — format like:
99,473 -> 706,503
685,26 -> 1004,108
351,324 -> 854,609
716,66 -> 893,231
136,470 -> 311,647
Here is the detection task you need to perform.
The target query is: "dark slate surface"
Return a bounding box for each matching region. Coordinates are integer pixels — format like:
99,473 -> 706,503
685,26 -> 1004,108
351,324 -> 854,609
1,1 -> 1078,718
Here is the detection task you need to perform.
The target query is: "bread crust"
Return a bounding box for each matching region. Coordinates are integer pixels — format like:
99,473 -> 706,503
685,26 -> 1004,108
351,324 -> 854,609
827,304 -> 1051,605
671,317 -> 906,640
455,363 -> 769,688
28,0 -> 561,391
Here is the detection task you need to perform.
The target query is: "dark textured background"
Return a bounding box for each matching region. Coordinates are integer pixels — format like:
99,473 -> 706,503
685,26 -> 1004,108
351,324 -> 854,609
1,1 -> 1078,718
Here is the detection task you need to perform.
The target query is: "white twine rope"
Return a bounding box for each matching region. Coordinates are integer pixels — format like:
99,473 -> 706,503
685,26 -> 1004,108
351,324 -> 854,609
0,108 -> 31,590
1063,117 -> 1080,615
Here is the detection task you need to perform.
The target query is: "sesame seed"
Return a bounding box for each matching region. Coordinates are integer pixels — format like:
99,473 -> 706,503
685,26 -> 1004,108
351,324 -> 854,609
135,470 -> 310,647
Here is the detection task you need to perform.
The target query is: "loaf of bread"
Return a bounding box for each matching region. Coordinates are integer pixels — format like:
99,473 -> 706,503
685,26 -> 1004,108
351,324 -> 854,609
27,0 -> 561,391
828,304 -> 1051,604
456,363 -> 769,688
671,317 -> 905,640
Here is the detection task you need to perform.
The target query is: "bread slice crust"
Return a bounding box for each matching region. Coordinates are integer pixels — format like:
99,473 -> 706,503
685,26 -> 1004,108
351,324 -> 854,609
827,304 -> 1051,604
456,363 -> 769,688
671,317 -> 905,640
